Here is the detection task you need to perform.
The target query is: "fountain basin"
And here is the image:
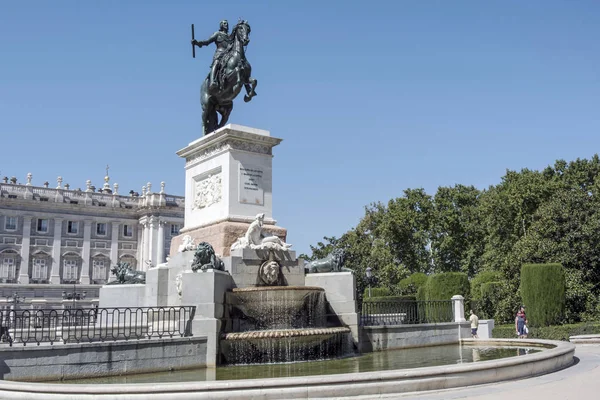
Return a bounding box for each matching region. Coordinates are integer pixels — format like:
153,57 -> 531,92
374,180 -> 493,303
225,286 -> 327,331
221,327 -> 352,364
0,339 -> 575,399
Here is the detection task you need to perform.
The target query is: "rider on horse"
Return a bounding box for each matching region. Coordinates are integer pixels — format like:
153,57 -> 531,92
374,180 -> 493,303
192,20 -> 231,91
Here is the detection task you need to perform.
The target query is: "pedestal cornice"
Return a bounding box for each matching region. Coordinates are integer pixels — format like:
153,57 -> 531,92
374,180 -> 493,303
177,124 -> 283,168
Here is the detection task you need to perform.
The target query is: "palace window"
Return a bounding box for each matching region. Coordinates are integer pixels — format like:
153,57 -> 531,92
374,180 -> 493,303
5,216 -> 17,231
0,257 -> 16,280
63,259 -> 79,281
92,259 -> 107,281
67,221 -> 79,234
37,219 -> 48,233
170,224 -> 180,235
96,223 -> 107,236
32,258 -> 48,280
123,224 -> 133,237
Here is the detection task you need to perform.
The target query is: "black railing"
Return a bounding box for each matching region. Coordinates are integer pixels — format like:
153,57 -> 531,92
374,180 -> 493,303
360,300 -> 453,326
0,306 -> 196,346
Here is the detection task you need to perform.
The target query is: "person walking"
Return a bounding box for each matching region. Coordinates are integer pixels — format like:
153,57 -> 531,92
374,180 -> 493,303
469,310 -> 479,339
515,306 -> 528,338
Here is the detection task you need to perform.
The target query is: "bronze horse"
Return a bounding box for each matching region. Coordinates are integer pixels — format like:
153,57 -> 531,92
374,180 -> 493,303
201,20 -> 257,135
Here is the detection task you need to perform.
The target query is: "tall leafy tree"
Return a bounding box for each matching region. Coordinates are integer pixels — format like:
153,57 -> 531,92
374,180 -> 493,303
431,185 -> 484,277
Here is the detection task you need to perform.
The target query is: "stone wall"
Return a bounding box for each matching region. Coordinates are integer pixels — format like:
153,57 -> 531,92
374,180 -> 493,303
0,336 -> 207,381
360,322 -> 471,352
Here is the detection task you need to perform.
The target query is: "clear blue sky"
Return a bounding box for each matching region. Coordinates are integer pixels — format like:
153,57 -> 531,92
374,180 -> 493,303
1,1 -> 599,255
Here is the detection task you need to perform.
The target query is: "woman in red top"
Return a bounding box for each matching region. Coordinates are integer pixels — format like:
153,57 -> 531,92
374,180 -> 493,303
515,306 -> 528,338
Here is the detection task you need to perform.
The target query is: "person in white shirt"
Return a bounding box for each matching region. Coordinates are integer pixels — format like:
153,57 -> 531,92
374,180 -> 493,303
469,310 -> 479,338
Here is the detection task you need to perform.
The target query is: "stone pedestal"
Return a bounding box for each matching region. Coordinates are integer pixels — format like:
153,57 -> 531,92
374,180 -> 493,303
171,124 -> 287,258
305,271 -> 360,348
99,284 -> 147,308
224,248 -> 304,288
144,251 -> 196,307
452,295 -> 466,322
169,220 -> 286,258
180,269 -> 234,366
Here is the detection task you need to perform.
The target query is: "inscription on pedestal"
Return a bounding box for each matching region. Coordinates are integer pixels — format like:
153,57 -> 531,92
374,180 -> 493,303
239,165 -> 264,205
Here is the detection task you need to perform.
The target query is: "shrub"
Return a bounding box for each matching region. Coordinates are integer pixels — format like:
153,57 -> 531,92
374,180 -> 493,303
416,285 -> 427,301
478,281 -> 503,319
363,295 -> 416,303
398,273 -> 429,295
471,270 -> 503,300
423,272 -> 470,301
520,263 -> 566,327
492,322 -> 600,340
362,287 -> 391,298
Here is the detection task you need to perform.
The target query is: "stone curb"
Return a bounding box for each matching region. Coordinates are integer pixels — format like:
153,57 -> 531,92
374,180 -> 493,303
0,338 -> 575,399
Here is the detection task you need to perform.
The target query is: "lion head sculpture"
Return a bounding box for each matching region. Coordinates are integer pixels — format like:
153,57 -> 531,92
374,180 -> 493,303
191,242 -> 225,272
258,260 -> 281,285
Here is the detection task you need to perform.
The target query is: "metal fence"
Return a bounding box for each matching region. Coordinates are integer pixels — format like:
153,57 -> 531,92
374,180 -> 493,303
360,300 -> 454,326
0,306 -> 196,346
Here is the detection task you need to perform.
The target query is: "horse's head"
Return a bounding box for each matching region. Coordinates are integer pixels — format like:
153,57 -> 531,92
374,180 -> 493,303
232,20 -> 251,46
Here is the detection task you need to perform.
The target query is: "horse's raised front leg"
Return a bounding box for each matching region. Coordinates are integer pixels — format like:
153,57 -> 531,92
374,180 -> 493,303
232,67 -> 242,94
244,77 -> 258,102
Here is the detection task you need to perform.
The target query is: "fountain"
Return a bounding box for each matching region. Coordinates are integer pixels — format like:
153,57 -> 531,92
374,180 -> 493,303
221,286 -> 353,364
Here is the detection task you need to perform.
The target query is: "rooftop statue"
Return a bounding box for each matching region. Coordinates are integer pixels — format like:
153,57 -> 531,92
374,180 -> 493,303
191,19 -> 258,135
231,213 -> 292,251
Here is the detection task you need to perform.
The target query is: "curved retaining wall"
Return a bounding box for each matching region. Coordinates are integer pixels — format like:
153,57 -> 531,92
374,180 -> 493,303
0,339 -> 574,399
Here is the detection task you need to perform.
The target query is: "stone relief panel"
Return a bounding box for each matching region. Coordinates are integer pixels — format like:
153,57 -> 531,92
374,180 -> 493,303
193,172 -> 222,210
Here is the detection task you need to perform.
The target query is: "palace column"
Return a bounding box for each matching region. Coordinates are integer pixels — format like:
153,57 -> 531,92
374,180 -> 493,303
147,217 -> 157,270
50,217 -> 63,284
156,220 -> 166,265
80,220 -> 92,284
136,221 -> 144,270
142,219 -> 150,270
109,221 -> 120,283
18,216 -> 32,284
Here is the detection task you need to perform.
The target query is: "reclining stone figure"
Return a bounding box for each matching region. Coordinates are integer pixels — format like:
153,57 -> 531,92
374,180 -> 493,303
231,213 -> 292,251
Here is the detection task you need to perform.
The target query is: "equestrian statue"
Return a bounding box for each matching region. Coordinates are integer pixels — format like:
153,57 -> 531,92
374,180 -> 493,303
191,19 -> 258,135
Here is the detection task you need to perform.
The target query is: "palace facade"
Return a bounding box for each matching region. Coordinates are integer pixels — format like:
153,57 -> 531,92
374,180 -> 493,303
0,173 -> 184,310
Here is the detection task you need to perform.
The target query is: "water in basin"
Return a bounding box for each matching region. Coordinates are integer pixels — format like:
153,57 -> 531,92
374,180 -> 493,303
65,344 -> 544,384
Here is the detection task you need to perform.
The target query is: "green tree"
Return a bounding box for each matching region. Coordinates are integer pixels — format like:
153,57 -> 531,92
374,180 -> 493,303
379,188 -> 434,274
431,185 -> 484,277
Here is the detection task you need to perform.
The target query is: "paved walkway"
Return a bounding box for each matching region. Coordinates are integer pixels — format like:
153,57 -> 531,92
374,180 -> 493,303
399,344 -> 600,400
349,344 -> 600,400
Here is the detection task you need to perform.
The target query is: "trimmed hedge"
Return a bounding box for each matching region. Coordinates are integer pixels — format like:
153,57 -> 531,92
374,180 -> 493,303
362,287 -> 391,298
398,273 -> 429,295
423,272 -> 470,301
363,295 -> 416,303
471,270 -> 503,300
520,263 -> 565,327
492,323 -> 600,341
416,285 -> 427,301
479,281 -> 503,320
